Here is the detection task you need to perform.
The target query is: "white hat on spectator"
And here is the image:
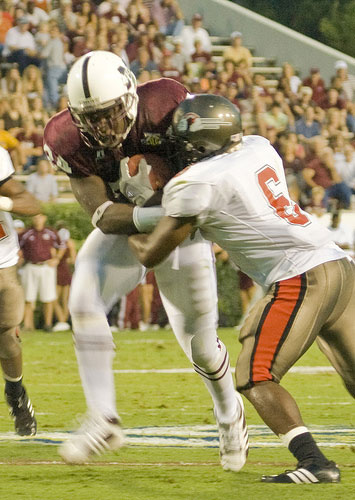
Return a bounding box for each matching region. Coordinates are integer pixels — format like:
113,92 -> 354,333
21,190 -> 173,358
13,219 -> 25,229
58,228 -> 70,242
334,60 -> 348,70
231,31 -> 242,39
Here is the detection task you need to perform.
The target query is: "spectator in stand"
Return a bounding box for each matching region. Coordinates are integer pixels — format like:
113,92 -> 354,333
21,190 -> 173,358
53,223 -> 76,332
0,118 -> 22,173
24,0 -> 49,29
180,13 -> 211,58
16,116 -> 44,172
252,73 -> 273,105
302,67 -> 327,106
1,66 -> 23,96
191,38 -> 212,66
333,60 -> 355,104
333,142 -> 355,196
111,32 -> 129,66
295,105 -> 321,142
319,87 -> 346,111
49,0 -> 78,34
130,46 -> 158,78
279,137 -> 306,204
260,102 -> 291,136
3,16 -> 40,74
21,64 -> 44,100
278,62 -> 302,102
303,136 -> 352,210
72,23 -> 97,58
126,31 -> 152,63
28,95 -> 49,134
151,0 -> 184,37
158,50 -> 181,82
25,157 -> 58,202
222,31 -> 252,69
322,107 -> 350,140
305,185 -> 326,217
19,213 -> 65,332
170,36 -> 186,74
40,23 -> 67,111
291,86 -> 317,120
2,94 -> 26,137
75,0 -> 98,30
34,20 -> 50,55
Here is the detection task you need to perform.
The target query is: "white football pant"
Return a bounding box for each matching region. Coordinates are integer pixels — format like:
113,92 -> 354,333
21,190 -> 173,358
69,229 -> 238,423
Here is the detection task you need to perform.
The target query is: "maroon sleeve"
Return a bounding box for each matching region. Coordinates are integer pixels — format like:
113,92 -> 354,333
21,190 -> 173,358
43,110 -> 101,178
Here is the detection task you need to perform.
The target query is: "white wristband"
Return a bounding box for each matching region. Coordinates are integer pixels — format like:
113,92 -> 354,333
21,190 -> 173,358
0,196 -> 14,212
133,206 -> 165,233
91,200 -> 114,227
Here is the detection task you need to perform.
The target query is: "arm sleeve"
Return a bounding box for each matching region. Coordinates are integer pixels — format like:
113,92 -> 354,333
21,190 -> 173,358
162,181 -> 213,218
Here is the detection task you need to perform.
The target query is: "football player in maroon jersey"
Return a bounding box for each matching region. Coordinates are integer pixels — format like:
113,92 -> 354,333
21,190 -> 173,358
44,51 -> 248,468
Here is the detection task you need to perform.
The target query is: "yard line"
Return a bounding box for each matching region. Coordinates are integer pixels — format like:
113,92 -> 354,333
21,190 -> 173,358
113,366 -> 336,374
0,424 -> 352,447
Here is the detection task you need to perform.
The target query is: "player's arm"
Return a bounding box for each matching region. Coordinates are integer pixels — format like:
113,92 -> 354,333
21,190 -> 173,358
0,177 -> 41,215
70,175 -> 138,235
128,215 -> 195,268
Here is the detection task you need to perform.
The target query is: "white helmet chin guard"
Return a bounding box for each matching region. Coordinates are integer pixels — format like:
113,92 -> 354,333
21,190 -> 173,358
67,51 -> 138,148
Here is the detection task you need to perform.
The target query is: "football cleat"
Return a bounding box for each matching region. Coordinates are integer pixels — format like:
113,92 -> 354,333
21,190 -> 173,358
5,387 -> 37,436
59,412 -> 125,464
216,392 -> 249,472
261,461 -> 340,483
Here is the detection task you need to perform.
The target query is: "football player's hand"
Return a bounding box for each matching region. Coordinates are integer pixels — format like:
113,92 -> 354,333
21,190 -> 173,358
119,156 -> 155,207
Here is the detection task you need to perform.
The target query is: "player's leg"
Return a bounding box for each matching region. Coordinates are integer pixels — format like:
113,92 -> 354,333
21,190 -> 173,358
0,266 -> 36,435
69,229 -> 145,418
38,264 -> 57,331
237,262 -> 345,483
155,233 -> 248,471
60,230 -> 146,464
316,257 -> 355,397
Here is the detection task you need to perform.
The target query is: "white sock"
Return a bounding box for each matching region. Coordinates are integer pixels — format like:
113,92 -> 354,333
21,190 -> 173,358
280,426 -> 309,447
73,314 -> 118,420
193,341 -> 238,423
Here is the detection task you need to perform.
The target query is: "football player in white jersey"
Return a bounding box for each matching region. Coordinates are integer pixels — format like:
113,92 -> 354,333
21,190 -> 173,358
0,145 -> 41,435
128,94 -> 355,484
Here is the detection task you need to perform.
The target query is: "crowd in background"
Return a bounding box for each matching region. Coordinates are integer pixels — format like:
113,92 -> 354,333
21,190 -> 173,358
1,0 -> 355,330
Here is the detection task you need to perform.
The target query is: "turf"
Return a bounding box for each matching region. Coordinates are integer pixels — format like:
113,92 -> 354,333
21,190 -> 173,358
0,328 -> 354,500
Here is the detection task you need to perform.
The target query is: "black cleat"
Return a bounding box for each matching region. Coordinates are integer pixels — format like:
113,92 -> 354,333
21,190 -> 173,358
261,461 -> 340,483
5,387 -> 37,436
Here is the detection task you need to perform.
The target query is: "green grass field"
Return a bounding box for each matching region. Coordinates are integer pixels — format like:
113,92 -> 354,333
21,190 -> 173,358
0,328 -> 354,500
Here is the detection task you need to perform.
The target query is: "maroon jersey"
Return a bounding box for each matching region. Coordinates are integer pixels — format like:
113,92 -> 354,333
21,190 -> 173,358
19,228 -> 63,264
43,78 -> 188,199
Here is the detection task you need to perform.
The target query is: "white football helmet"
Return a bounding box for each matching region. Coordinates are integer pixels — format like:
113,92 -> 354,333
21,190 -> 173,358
67,51 -> 138,148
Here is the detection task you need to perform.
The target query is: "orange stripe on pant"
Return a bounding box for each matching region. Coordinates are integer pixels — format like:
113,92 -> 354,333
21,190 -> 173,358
250,274 -> 305,383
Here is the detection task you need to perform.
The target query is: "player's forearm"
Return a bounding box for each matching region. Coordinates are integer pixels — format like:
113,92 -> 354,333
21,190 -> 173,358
96,203 -> 138,235
9,191 -> 42,215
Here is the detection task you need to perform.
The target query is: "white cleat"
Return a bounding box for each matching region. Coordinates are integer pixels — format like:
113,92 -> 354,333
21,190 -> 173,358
216,392 -> 249,472
59,412 -> 125,464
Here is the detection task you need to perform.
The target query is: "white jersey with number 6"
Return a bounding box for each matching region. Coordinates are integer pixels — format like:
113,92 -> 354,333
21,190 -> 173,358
0,146 -> 19,268
163,135 -> 345,288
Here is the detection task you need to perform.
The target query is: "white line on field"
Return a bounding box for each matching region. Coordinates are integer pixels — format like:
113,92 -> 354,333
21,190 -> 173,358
113,366 -> 336,374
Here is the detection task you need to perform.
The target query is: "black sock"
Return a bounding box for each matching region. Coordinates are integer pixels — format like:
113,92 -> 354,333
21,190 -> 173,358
289,432 -> 330,467
5,379 -> 24,398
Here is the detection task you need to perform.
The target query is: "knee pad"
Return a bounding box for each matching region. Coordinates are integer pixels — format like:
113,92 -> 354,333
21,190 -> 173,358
191,334 -> 227,373
0,327 -> 21,359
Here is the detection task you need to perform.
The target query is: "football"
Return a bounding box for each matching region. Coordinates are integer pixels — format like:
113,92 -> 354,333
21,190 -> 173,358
127,153 -> 172,190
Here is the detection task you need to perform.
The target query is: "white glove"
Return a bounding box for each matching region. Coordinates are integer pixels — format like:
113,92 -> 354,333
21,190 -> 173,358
119,156 -> 155,206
